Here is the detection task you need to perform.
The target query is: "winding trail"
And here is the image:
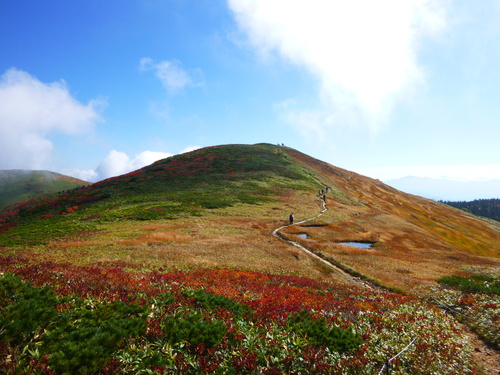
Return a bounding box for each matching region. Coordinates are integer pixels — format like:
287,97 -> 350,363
272,195 -> 373,289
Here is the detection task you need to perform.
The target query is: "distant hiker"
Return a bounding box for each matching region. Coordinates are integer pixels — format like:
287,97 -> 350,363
289,213 -> 294,225
323,194 -> 326,202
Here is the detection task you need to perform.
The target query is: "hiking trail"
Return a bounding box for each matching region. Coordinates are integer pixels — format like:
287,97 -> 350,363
272,192 -> 374,289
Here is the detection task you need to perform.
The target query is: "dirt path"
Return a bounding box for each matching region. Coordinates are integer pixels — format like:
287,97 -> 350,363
468,328 -> 500,374
272,197 -> 373,289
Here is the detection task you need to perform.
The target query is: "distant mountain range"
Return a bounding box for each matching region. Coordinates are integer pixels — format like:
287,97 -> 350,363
384,176 -> 500,201
0,170 -> 90,210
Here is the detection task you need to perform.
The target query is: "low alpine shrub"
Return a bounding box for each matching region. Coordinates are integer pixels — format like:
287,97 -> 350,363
437,274 -> 500,295
162,309 -> 227,348
287,309 -> 362,353
183,288 -> 253,317
0,274 -> 148,374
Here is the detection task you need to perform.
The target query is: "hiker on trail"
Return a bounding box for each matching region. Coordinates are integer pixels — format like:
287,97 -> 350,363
289,213 -> 294,225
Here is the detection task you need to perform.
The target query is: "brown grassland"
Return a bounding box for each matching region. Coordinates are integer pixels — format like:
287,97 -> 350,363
25,189 -> 339,282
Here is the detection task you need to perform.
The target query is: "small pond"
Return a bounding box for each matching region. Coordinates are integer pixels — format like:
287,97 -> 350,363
298,233 -> 307,238
338,242 -> 372,249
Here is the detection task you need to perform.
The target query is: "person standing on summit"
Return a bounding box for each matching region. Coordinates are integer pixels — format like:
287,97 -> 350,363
289,213 -> 294,225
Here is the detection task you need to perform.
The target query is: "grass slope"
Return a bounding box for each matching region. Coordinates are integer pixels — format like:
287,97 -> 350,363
0,169 -> 90,210
0,144 -> 318,244
1,143 -> 499,291
280,148 -> 500,290
1,143 -> 500,373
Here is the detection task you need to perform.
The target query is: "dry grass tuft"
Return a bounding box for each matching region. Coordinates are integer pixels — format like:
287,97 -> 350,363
140,231 -> 190,243
115,231 -> 190,245
53,240 -> 99,248
141,224 -> 189,231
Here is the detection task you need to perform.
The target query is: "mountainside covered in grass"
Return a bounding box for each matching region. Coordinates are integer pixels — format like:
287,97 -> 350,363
0,169 -> 90,210
1,143 -> 499,286
0,144 -> 318,245
1,143 -> 499,373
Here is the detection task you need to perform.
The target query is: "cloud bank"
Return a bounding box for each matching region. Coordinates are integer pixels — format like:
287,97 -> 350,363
0,68 -> 103,169
228,0 -> 448,133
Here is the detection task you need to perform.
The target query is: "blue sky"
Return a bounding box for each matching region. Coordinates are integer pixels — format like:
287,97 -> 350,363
1,1 -> 499,189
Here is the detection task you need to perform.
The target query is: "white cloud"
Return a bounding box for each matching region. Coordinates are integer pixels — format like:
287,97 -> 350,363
139,58 -> 203,93
0,68 -> 103,169
228,0 -> 448,133
59,168 -> 99,182
179,145 -> 202,154
95,150 -> 173,180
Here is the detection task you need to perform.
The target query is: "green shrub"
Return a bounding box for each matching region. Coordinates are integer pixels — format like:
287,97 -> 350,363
0,273 -> 60,346
199,197 -> 233,209
183,288 -> 252,317
0,274 -> 148,374
471,274 -> 495,282
42,301 -> 147,374
437,275 -> 500,295
162,309 -> 227,348
287,309 -> 362,353
157,291 -> 176,305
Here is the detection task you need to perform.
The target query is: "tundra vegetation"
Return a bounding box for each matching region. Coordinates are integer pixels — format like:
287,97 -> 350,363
0,143 -> 499,374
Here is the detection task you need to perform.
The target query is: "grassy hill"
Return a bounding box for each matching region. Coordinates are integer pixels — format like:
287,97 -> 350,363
1,143 -> 499,373
0,169 -> 90,210
1,143 -> 499,290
